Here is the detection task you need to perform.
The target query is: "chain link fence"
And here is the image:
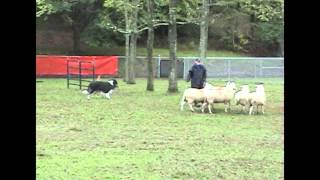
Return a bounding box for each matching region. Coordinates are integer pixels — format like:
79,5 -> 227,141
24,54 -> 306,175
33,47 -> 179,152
118,56 -> 284,79
182,57 -> 284,79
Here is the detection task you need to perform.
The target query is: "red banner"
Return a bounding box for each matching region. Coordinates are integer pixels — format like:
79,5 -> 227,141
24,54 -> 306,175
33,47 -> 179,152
36,55 -> 118,76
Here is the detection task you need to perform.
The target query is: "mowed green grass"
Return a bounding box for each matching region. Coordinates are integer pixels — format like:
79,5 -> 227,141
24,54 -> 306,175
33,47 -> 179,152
36,78 -> 283,179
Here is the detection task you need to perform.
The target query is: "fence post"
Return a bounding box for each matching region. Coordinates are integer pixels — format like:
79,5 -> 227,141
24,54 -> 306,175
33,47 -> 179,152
79,61 -> 82,90
186,58 -> 192,80
254,59 -> 257,78
259,59 -> 263,77
228,59 -> 231,81
185,58 -> 188,80
157,55 -> 161,78
67,60 -> 70,88
92,61 -> 95,82
92,57 -> 95,82
183,57 -> 186,80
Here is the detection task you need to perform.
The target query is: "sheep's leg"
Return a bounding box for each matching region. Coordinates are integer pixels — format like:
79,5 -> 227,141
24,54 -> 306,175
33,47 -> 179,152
249,105 -> 254,115
224,101 -> 228,113
208,103 -> 213,114
180,101 -> 186,111
224,102 -> 227,112
201,102 -> 207,113
261,105 -> 265,114
240,104 -> 245,113
188,103 -> 195,112
244,104 -> 249,113
258,105 -> 263,114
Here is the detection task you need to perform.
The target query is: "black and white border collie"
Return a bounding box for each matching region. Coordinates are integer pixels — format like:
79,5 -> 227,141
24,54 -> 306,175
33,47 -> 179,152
82,79 -> 118,100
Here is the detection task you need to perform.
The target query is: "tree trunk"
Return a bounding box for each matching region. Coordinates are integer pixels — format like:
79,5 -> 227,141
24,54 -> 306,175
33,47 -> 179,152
232,30 -> 235,49
127,0 -> 139,84
125,34 -> 130,81
168,0 -> 178,93
199,0 -> 209,62
279,31 -> 284,57
128,34 -> 137,84
146,0 -> 154,91
68,0 -> 104,55
124,7 -> 130,82
72,25 -> 81,55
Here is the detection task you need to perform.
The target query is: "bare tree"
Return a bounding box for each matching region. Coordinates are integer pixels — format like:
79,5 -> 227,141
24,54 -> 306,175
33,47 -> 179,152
146,0 -> 155,91
127,0 -> 139,84
167,0 -> 178,93
124,2 -> 130,82
199,0 -> 209,62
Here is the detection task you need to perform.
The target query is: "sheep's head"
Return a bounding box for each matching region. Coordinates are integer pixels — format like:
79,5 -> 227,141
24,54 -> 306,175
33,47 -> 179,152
226,81 -> 237,91
204,82 -> 214,89
240,84 -> 250,92
255,83 -> 265,92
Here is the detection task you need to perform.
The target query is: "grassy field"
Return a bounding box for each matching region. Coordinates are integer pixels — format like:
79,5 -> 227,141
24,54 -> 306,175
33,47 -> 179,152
36,78 -> 283,179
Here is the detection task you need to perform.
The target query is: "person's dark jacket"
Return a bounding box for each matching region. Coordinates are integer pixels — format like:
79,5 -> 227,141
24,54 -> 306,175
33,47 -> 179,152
187,64 -> 207,89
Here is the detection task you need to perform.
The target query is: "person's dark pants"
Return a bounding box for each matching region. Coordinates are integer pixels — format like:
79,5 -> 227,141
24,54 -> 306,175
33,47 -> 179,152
191,86 -> 204,89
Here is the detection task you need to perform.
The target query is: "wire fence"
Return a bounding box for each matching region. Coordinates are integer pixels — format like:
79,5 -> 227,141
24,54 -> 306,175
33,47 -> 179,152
118,56 -> 284,79
182,57 -> 284,80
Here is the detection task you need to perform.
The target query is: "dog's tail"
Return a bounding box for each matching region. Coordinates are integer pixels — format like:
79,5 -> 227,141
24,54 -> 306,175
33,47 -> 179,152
81,90 -> 89,95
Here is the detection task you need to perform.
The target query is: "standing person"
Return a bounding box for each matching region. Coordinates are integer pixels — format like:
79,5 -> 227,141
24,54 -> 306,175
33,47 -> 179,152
187,59 -> 207,89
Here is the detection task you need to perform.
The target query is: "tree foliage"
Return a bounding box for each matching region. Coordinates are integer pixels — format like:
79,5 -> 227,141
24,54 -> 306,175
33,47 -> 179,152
36,0 -> 284,56
36,0 -> 104,54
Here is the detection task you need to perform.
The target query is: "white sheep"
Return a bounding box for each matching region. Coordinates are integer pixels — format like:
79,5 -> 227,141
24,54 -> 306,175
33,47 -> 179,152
248,83 -> 266,115
201,81 -> 237,114
204,82 -> 215,90
234,84 -> 251,112
180,88 -> 206,112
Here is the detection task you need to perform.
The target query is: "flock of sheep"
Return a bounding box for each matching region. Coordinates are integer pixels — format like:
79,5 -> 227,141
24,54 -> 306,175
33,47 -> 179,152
180,81 -> 266,115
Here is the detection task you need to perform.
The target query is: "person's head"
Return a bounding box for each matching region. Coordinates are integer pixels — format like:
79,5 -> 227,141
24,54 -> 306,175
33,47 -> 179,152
194,59 -> 201,64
